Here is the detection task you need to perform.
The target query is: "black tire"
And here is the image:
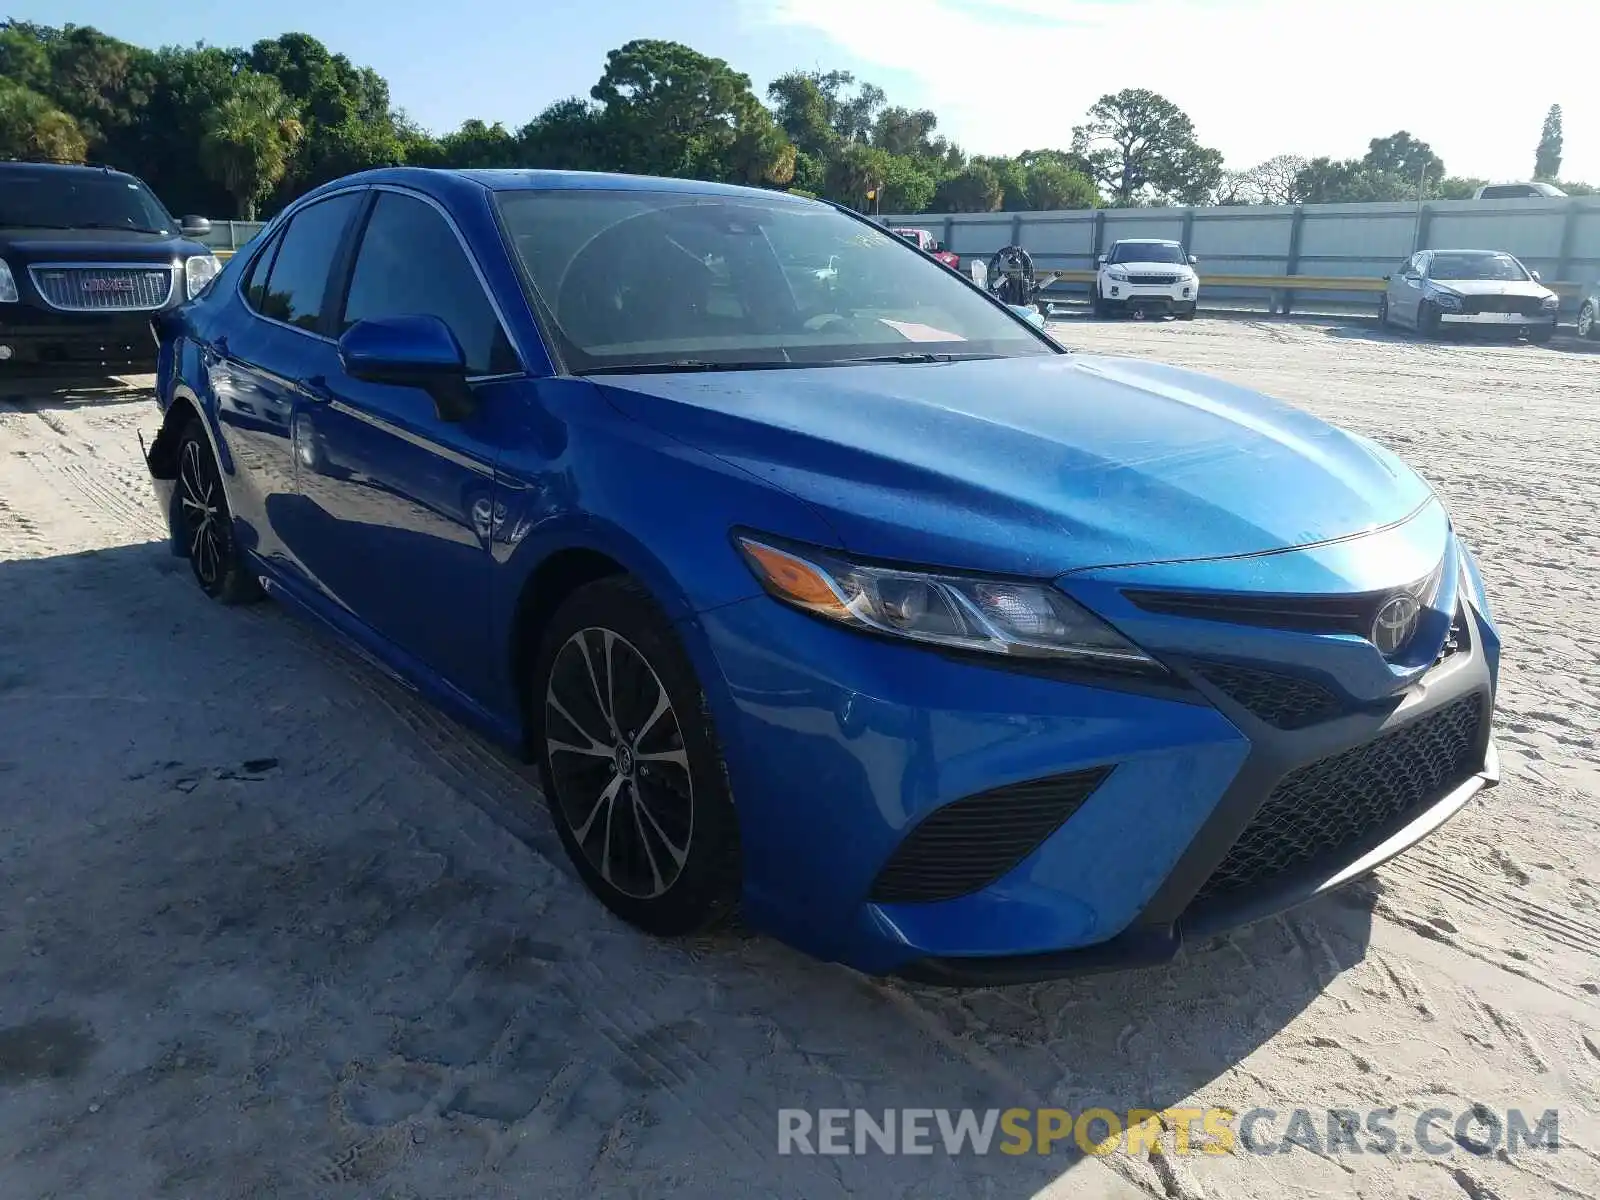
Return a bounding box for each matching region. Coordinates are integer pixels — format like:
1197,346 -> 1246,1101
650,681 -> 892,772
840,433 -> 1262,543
1179,304 -> 1197,321
1090,288 -> 1108,318
532,576 -> 741,937
1376,293 -> 1390,329
1526,324 -> 1554,345
1417,299 -> 1443,339
175,419 -> 261,604
1577,300 -> 1596,341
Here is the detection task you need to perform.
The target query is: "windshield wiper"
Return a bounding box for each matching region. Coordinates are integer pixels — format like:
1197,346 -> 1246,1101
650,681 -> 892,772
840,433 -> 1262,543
839,351 -> 999,364
580,359 -> 811,375
72,222 -> 167,234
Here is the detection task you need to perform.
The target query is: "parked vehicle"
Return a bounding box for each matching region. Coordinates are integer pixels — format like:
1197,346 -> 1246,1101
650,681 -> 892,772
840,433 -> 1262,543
0,160 -> 219,373
145,168 -> 1501,984
1379,249 -> 1559,342
1472,181 -> 1567,199
889,227 -> 960,270
1578,280 -> 1599,341
1093,239 -> 1199,319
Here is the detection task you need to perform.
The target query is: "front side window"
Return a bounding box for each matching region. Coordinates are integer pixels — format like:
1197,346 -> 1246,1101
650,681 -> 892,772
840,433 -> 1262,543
258,193 -> 363,332
340,191 -> 519,376
0,170 -> 173,233
495,190 -> 1055,373
1428,252 -> 1529,282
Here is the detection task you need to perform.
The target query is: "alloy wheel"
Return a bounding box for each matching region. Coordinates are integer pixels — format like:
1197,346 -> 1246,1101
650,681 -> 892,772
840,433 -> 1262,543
1580,302 -> 1595,340
544,627 -> 694,900
178,437 -> 226,590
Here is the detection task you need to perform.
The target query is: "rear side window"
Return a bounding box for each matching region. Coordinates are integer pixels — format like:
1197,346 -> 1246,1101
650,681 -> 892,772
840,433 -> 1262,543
1480,185 -> 1534,199
241,231 -> 282,312
258,193 -> 363,332
339,191 -> 519,376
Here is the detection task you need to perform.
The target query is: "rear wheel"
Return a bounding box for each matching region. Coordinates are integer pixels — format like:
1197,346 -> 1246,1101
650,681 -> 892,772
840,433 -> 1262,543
1578,300 -> 1596,340
533,576 -> 741,937
175,420 -> 261,604
1377,293 -> 1391,329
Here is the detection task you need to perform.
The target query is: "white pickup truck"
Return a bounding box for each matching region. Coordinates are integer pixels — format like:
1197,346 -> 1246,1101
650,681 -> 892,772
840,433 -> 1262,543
1093,238 -> 1200,319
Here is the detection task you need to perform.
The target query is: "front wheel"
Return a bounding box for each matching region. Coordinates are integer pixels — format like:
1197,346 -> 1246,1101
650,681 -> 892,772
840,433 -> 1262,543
1577,300 -> 1596,341
1376,293 -> 1390,329
1526,323 -> 1554,344
533,576 -> 741,937
1417,299 -> 1443,339
175,420 -> 261,604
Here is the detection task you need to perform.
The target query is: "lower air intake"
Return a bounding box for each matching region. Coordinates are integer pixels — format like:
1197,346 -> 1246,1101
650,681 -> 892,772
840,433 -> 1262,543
1191,693 -> 1484,904
869,767 -> 1113,904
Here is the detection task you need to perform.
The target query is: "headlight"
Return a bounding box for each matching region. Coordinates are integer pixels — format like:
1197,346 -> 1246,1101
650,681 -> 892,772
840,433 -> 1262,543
1106,268 -> 1130,282
0,260 -> 17,304
184,254 -> 221,300
1541,294 -> 1559,310
1429,290 -> 1462,310
735,535 -> 1160,670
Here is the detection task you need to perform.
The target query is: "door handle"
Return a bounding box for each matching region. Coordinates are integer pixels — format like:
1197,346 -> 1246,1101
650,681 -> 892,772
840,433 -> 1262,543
303,374 -> 333,404
214,334 -> 230,356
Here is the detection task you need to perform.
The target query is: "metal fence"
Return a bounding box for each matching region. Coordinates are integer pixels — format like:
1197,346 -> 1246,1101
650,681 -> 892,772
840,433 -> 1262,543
883,196 -> 1600,315
196,220 -> 267,252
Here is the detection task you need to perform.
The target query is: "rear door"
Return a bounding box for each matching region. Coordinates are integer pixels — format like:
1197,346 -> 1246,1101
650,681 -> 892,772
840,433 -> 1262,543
291,187 -> 523,699
214,191 -> 364,581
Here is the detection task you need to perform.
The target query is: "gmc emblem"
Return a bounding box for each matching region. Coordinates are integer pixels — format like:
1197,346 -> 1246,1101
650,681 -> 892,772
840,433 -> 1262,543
83,278 -> 138,293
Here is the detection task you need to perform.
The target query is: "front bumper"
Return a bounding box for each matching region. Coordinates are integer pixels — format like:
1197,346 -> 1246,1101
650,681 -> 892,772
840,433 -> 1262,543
1102,282 -> 1198,313
1439,310 -> 1556,328
695,539 -> 1498,983
0,306 -> 161,372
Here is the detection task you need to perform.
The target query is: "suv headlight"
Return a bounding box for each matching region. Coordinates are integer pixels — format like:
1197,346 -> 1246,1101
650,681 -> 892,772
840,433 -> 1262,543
184,254 -> 221,299
0,260 -> 18,304
1429,289 -> 1462,310
736,535 -> 1160,670
1541,294 -> 1559,310
1106,267 -> 1130,282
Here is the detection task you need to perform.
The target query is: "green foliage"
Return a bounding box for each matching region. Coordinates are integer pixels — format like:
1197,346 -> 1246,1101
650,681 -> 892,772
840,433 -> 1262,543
1535,105 -> 1563,181
1,19 -> 1574,225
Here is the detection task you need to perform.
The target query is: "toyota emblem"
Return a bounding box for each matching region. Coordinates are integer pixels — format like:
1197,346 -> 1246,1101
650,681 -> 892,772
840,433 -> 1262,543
1371,593 -> 1421,655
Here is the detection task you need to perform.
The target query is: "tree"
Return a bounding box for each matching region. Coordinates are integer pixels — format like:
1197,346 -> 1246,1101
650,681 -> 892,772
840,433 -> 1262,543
1535,104 -> 1562,180
199,70 -> 305,218
1070,89 -> 1222,206
588,39 -> 793,186
1022,158 -> 1097,210
1362,131 -> 1444,188
0,78 -> 87,161
1293,157 -> 1412,204
932,163 -> 1003,212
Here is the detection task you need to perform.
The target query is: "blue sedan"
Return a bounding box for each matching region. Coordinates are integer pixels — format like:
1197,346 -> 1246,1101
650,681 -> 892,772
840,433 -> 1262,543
144,168 -> 1500,984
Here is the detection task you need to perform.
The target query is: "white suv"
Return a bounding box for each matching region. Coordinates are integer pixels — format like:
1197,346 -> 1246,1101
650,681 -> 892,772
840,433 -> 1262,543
1093,239 -> 1199,319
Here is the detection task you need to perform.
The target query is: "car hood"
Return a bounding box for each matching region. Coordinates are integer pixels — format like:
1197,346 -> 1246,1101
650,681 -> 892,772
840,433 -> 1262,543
1107,259 -> 1192,273
1429,278 -> 1551,297
0,227 -> 208,265
596,353 -> 1436,577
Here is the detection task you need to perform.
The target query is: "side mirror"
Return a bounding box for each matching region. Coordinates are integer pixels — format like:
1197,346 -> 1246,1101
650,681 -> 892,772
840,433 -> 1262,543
1188,254 -> 1198,265
1382,274 -> 1391,281
339,314 -> 474,422
1530,269 -> 1542,282
1096,254 -> 1108,266
180,215 -> 212,238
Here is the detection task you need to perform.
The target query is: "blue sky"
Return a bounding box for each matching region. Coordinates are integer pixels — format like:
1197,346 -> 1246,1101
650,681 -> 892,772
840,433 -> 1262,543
18,0 -> 1598,184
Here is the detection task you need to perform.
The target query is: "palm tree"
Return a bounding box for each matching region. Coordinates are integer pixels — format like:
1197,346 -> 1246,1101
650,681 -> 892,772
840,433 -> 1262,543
199,71 -> 304,219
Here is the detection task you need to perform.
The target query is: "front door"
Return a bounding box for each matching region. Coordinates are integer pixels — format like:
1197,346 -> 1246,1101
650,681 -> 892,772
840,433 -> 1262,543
291,187 -> 524,702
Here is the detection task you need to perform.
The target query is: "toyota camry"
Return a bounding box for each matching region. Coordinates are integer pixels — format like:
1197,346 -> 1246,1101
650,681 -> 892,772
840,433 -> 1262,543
144,169 -> 1500,984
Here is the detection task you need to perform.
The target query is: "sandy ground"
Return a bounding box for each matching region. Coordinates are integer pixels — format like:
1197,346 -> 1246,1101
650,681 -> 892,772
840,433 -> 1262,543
1,319 -> 1598,1200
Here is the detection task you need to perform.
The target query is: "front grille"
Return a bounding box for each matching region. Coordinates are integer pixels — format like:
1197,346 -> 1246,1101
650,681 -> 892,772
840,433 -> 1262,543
1193,662 -> 1343,729
29,265 -> 175,312
1128,273 -> 1180,284
1191,693 -> 1484,904
1459,294 -> 1544,317
870,767 -> 1113,904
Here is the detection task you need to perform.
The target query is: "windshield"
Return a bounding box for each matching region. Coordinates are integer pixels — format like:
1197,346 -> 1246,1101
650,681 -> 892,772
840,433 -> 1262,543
494,190 -> 1055,373
1109,242 -> 1185,265
1429,252 -> 1529,282
0,170 -> 174,234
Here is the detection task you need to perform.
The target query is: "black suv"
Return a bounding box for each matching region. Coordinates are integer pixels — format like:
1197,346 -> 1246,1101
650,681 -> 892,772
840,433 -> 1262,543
0,161 -> 221,374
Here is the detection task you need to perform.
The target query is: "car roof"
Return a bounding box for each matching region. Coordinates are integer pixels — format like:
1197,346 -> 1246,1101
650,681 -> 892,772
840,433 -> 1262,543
1429,248 -> 1517,256
0,160 -> 141,183
296,165 -> 819,209
1112,238 -> 1181,245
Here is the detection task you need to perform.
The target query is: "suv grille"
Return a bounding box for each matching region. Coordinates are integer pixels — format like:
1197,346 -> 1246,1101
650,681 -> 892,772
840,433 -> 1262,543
869,767 -> 1113,904
1193,662 -> 1343,729
29,265 -> 174,312
1127,273 -> 1180,284
1191,693 -> 1484,904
